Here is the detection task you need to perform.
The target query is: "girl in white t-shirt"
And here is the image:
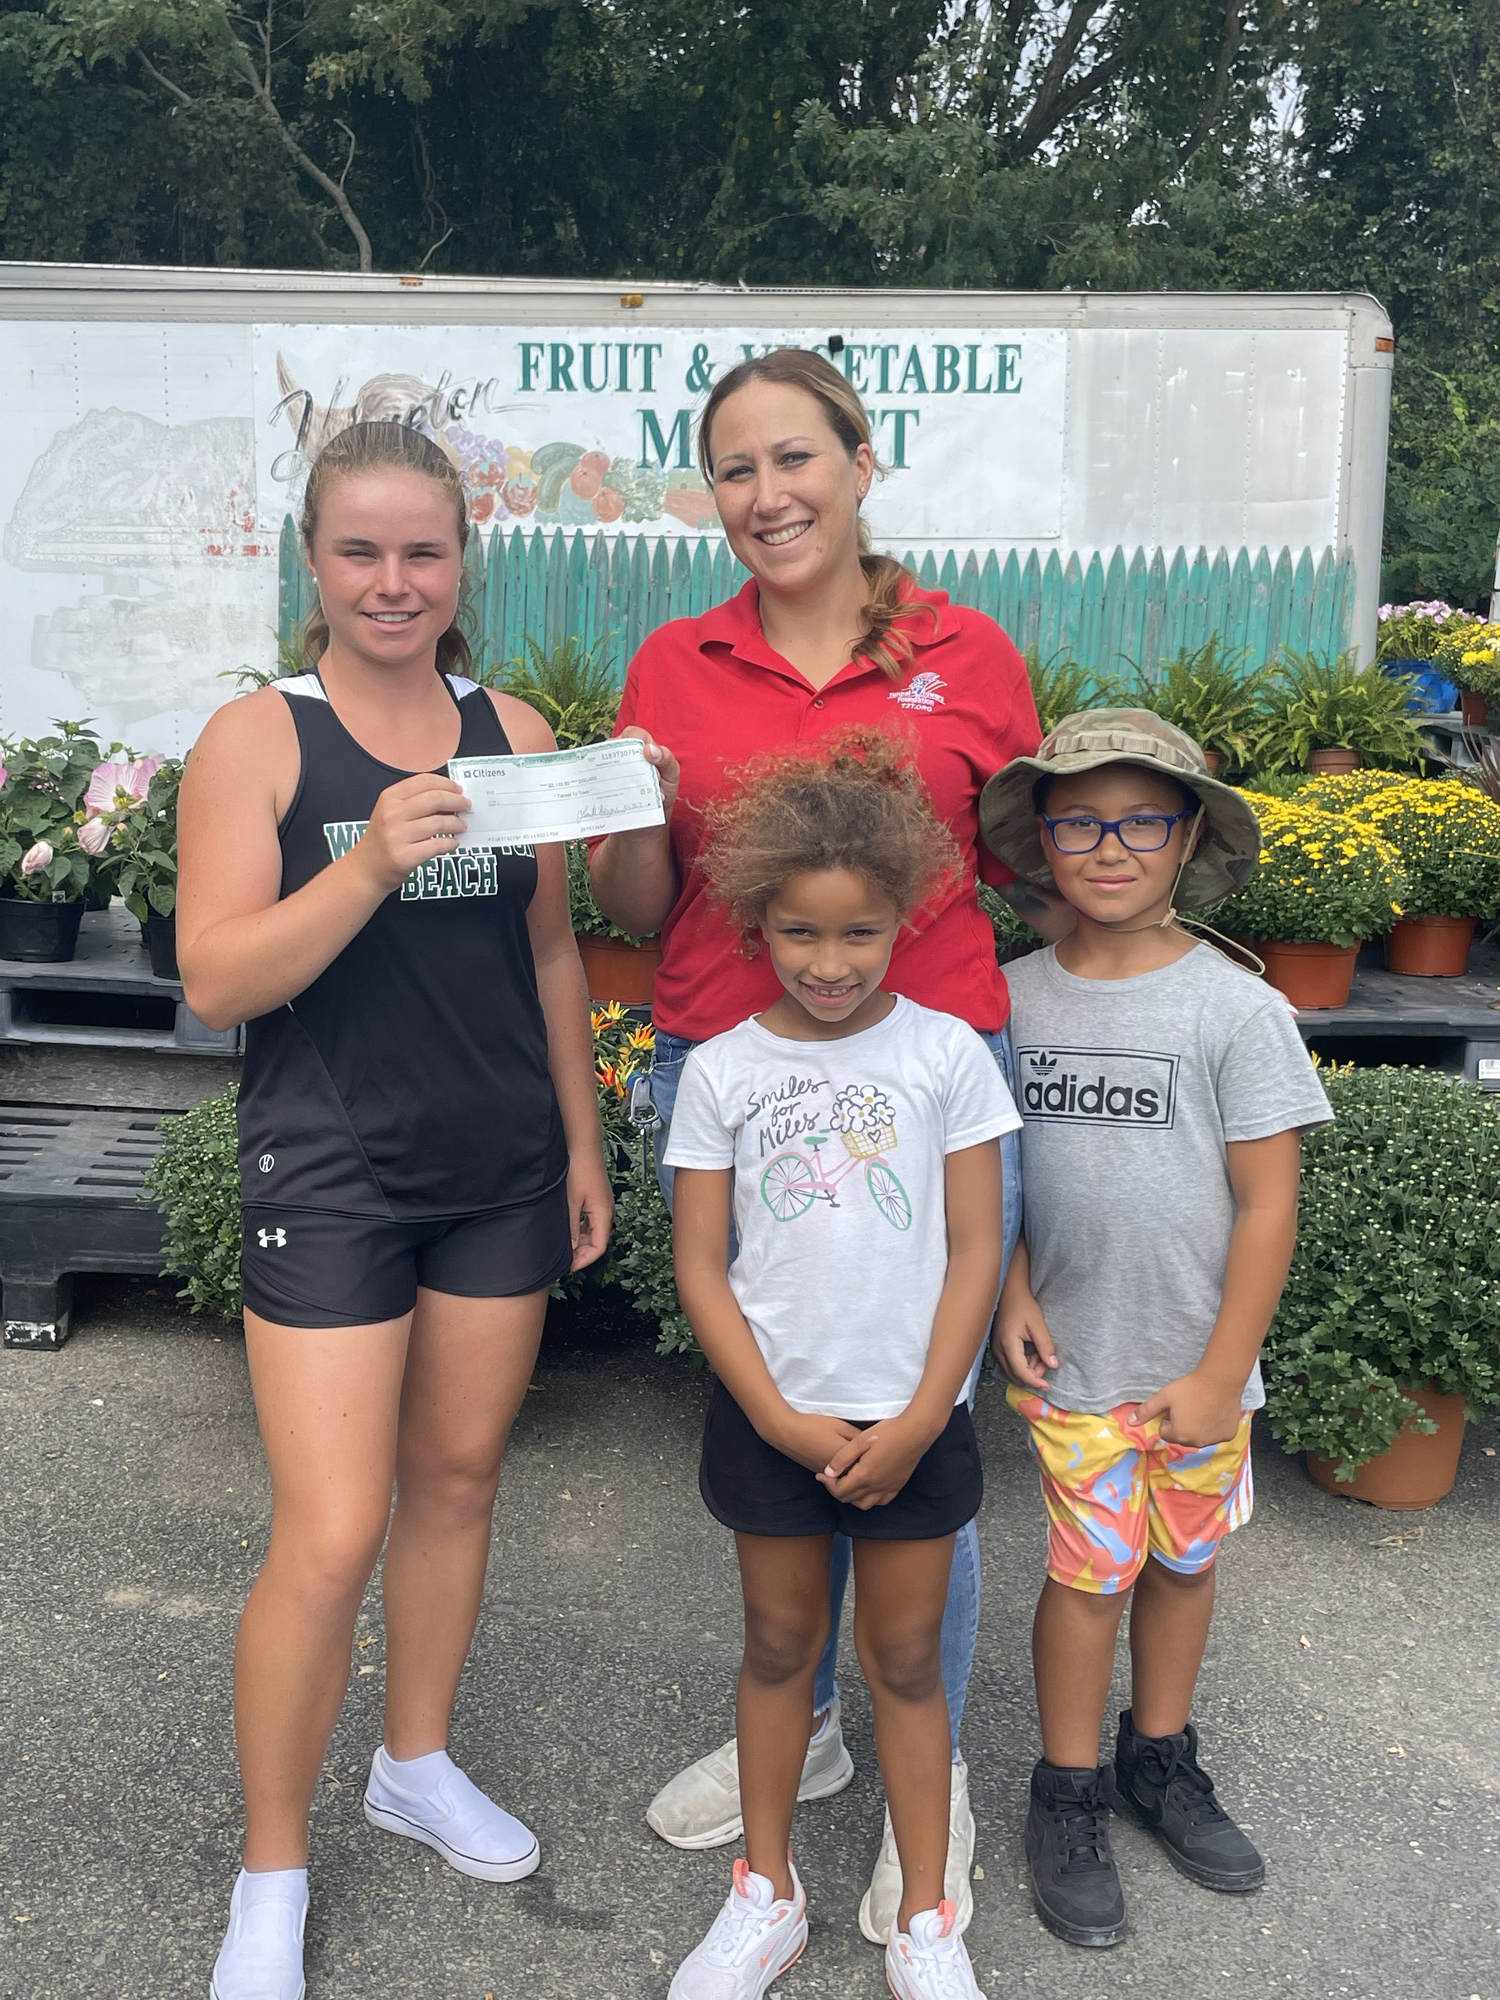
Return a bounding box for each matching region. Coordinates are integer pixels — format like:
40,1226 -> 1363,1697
663,731 -> 1019,2000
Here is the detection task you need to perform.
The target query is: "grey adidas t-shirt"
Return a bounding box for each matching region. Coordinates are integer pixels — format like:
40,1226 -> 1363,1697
1003,944 -> 1333,1415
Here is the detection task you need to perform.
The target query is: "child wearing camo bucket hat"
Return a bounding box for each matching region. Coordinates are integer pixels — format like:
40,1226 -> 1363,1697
978,711 -> 1333,1949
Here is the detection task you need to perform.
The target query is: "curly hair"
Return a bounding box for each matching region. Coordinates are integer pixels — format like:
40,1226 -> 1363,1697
698,728 -> 962,949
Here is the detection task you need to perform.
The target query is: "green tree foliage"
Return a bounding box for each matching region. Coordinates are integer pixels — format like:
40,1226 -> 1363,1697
5,0 -> 1500,601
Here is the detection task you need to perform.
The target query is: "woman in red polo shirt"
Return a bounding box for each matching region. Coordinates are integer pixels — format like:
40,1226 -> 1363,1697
590,347 -> 1050,1947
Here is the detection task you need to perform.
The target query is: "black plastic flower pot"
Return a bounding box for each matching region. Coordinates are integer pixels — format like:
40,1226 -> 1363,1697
146,911 -> 179,981
0,894 -> 85,962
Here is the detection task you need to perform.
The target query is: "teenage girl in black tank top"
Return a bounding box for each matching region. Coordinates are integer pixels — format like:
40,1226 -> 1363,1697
177,423 -> 612,2000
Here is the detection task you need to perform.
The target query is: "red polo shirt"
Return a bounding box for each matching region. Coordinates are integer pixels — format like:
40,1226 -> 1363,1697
611,579 -> 1041,1043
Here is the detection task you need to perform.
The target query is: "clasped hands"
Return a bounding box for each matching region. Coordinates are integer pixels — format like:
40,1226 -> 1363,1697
773,1408 -> 935,1511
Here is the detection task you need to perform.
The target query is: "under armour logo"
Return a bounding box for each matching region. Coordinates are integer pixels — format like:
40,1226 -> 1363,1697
258,1154 -> 274,1173
257,1227 -> 287,1249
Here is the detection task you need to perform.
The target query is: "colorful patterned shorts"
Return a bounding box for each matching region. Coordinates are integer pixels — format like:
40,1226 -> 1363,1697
1007,1386 -> 1254,1595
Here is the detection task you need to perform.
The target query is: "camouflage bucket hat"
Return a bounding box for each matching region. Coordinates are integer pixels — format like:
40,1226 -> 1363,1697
978,708 -> 1262,910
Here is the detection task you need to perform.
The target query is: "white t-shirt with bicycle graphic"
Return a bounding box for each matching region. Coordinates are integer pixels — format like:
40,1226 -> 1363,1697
664,995 -> 1021,1420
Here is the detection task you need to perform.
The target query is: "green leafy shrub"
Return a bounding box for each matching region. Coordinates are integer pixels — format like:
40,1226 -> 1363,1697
142,1088 -> 243,1318
1264,1066 -> 1500,1478
1255,650 -> 1427,771
1122,639 -> 1272,778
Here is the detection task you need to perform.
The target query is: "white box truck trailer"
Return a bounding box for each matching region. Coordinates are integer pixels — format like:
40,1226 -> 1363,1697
0,263 -> 1393,754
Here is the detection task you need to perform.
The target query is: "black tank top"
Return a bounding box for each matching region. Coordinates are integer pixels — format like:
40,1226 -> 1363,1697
236,673 -> 567,1220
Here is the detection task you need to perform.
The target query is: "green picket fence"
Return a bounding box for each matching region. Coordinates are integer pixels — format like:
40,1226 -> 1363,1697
277,519 -> 1356,683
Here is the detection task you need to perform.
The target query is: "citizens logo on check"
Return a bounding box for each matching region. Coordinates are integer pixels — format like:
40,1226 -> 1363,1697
1018,1046 -> 1179,1127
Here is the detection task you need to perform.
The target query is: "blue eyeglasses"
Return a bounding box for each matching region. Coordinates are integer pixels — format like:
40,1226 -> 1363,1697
1042,809 -> 1195,855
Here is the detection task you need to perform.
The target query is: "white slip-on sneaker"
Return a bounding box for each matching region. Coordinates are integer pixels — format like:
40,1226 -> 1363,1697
363,1745 -> 540,1882
885,1900 -> 988,2000
859,1758 -> 976,1944
209,1867 -> 307,2000
667,1858 -> 808,2000
646,1697 -> 855,1850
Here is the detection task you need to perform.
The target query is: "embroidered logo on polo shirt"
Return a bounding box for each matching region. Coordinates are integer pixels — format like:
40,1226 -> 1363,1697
889,672 -> 946,712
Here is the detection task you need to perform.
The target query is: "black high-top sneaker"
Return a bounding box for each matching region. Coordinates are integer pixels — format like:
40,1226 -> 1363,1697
1024,1760 -> 1127,1948
1106,1709 -> 1265,1891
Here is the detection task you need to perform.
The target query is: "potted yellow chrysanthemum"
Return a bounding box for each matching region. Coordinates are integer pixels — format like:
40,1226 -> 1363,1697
1209,793 -> 1408,1007
1431,619 -> 1500,726
1301,776 -> 1500,976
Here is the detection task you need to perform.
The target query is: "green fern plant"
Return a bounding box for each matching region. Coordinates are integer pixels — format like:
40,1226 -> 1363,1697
486,635 -> 622,748
1124,638 -> 1273,776
1255,650 -> 1427,772
1026,650 -> 1120,736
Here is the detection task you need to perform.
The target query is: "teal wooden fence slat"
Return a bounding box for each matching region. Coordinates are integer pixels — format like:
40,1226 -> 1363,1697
1078,550 -> 1105,677
1226,546 -> 1253,661
1121,546 -> 1148,675
1247,546 -> 1274,670
1020,550 -> 1043,655
1099,546 -> 1127,680
275,523 -> 1359,687
996,549 -> 1020,637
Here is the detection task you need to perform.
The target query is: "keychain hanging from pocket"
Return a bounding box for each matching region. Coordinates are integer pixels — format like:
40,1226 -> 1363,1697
628,1071 -> 662,1187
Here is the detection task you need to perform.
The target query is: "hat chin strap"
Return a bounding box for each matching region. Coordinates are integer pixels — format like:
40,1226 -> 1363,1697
1102,806 -> 1267,977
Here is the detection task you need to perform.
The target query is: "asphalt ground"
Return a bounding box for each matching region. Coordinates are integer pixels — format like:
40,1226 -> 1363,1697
2,1280 -> 1497,2000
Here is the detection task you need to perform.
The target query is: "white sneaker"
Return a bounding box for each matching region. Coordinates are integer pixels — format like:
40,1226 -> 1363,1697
859,1758 -> 975,1944
209,1868 -> 307,2000
886,1901 -> 987,2000
363,1745 -> 540,1882
667,1859 -> 808,2000
646,1698 -> 855,1850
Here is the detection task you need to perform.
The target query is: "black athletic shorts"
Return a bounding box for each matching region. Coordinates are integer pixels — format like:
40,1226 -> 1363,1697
699,1380 -> 982,1541
240,1183 -> 573,1329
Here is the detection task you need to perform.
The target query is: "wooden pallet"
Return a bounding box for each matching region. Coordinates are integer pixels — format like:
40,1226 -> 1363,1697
0,1106 -> 172,1349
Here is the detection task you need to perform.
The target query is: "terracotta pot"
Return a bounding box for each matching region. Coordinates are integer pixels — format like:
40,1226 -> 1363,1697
1201,750 -> 1222,776
1307,1385 -> 1468,1510
1256,939 -> 1359,1009
1460,689 -> 1488,726
1305,746 -> 1363,776
575,932 -> 662,1005
1384,914 -> 1476,978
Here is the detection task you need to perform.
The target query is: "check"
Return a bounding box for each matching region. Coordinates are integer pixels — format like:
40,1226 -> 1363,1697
448,738 -> 665,848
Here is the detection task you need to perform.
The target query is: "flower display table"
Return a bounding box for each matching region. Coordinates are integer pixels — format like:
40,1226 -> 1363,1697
1290,932 -> 1500,1090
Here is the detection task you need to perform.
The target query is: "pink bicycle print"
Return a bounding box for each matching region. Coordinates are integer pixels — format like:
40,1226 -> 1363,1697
759,1130 -> 913,1231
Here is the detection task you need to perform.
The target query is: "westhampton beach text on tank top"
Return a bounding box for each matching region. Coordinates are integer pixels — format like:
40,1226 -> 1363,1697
322,821 -> 536,901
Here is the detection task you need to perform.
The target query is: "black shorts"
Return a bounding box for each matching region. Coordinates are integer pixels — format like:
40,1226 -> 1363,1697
699,1380 -> 983,1541
240,1184 -> 572,1329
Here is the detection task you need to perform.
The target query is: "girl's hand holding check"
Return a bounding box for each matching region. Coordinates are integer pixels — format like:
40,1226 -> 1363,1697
817,1414 -> 932,1511
353,773 -> 474,895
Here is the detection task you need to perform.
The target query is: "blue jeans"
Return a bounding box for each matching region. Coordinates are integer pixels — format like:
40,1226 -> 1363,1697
650,1023 -> 1024,1759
